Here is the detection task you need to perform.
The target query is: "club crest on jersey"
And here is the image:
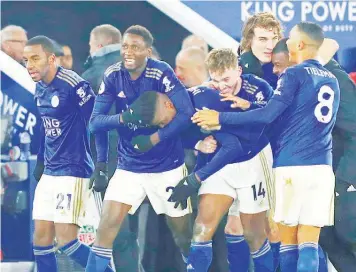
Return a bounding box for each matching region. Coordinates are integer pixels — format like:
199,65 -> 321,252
51,95 -> 59,108
98,82 -> 105,94
76,87 -> 86,98
163,76 -> 175,93
255,91 -> 264,101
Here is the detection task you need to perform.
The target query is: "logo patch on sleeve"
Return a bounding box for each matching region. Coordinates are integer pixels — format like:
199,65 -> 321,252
163,76 -> 175,93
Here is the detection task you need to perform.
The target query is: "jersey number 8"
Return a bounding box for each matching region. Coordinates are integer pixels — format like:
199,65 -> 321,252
314,85 -> 334,124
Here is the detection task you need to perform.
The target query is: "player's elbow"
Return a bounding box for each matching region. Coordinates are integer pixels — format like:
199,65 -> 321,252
89,115 -> 100,133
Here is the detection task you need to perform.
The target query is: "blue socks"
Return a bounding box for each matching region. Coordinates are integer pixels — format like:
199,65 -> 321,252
187,241 -> 213,272
298,242 -> 319,272
270,241 -> 281,271
251,239 -> 274,272
33,245 -> 58,272
85,245 -> 114,272
225,234 -> 250,272
280,244 -> 298,272
60,238 -> 91,267
318,244 -> 328,272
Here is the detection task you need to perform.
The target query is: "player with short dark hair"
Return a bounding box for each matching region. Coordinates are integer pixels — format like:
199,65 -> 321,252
271,35 -> 356,272
192,22 -> 340,272
271,38 -> 295,77
24,35 -> 111,272
85,25 -> 195,272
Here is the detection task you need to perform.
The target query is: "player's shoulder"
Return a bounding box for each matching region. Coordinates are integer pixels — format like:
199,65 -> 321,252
242,73 -> 269,85
241,73 -> 270,95
144,58 -> 173,81
55,67 -> 86,89
188,86 -> 217,97
103,61 -> 123,78
239,51 -> 263,77
189,86 -> 220,109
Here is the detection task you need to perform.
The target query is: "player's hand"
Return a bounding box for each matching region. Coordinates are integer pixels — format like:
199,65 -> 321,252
220,93 -> 251,110
90,162 -> 109,192
131,132 -> 160,153
120,107 -> 146,126
168,173 -> 201,209
196,136 -> 217,154
33,160 -> 45,182
191,109 -> 220,130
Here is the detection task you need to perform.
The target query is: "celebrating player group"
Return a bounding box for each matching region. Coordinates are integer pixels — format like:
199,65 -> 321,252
26,11 -> 340,272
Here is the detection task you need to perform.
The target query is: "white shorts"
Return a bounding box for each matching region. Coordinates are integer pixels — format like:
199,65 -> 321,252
104,165 -> 192,217
32,175 -> 90,227
273,165 -> 335,227
199,144 -> 273,215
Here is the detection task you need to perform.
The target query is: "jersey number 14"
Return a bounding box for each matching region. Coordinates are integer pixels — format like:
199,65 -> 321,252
314,85 -> 335,124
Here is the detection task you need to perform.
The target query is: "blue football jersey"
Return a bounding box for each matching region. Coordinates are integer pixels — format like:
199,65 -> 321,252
272,59 -> 340,167
35,67 -> 95,178
90,58 -> 194,173
189,74 -> 273,180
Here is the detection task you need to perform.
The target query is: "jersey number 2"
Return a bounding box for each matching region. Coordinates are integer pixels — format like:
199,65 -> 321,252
314,85 -> 334,124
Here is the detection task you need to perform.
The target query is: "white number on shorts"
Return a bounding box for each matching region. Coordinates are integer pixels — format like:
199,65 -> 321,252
251,182 -> 265,201
314,85 -> 334,124
56,193 -> 72,210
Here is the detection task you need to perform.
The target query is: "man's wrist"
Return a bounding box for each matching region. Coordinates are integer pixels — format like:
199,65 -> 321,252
150,132 -> 160,145
194,140 -> 203,151
188,173 -> 201,189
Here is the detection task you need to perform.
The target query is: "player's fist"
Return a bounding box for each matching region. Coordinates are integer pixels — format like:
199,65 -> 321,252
196,136 -> 217,154
168,173 -> 201,210
33,160 -> 45,182
191,109 -> 220,128
120,91 -> 159,126
90,162 -> 109,192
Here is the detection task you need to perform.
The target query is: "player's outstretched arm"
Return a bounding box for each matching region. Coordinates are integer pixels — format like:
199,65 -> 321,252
168,132 -> 242,209
193,70 -> 297,127
89,81 -> 122,133
218,98 -> 287,126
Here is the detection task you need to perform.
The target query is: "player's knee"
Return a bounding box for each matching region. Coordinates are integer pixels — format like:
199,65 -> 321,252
33,222 -> 55,246
55,224 -> 79,248
192,221 -> 215,242
243,228 -> 266,251
224,217 -> 244,235
33,230 -> 54,246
